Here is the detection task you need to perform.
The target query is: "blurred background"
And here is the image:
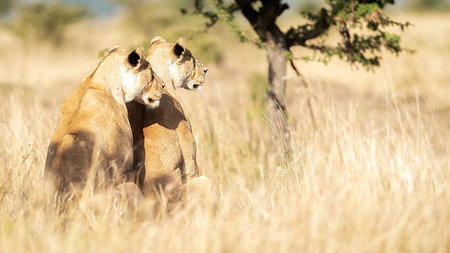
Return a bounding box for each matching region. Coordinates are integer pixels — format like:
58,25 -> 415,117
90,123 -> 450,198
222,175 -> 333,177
0,0 -> 449,252
0,0 -> 449,138
0,0 -> 449,101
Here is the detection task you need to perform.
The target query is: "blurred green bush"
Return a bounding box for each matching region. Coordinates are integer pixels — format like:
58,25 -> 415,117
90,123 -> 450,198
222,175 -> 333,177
11,2 -> 88,45
189,36 -> 223,65
112,0 -> 191,36
407,0 -> 450,11
297,0 -> 321,14
0,0 -> 12,16
115,0 -> 224,65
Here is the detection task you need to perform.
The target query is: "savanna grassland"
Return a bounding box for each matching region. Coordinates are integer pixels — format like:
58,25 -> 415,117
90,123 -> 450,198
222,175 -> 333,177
0,11 -> 449,252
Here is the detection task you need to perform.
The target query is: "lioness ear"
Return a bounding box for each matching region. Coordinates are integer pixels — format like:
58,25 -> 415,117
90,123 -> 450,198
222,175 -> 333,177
150,36 -> 166,45
176,37 -> 186,48
108,45 -> 121,54
127,46 -> 144,68
173,37 -> 186,59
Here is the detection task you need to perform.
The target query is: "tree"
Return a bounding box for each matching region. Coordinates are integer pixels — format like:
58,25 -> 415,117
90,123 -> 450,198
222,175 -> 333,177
186,0 -> 411,143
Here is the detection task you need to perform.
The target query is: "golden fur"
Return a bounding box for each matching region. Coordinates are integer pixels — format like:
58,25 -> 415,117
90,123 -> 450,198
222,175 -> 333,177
127,37 -> 207,201
44,46 -> 164,204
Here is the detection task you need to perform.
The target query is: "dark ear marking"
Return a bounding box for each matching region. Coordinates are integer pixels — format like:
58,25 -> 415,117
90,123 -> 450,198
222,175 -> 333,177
173,43 -> 184,58
138,59 -> 149,71
128,50 -> 140,67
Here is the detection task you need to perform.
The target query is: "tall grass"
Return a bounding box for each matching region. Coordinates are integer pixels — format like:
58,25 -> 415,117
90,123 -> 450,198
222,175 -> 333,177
0,13 -> 448,252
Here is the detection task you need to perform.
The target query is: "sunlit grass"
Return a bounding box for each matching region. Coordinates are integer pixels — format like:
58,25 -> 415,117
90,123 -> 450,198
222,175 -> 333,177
0,12 -> 448,253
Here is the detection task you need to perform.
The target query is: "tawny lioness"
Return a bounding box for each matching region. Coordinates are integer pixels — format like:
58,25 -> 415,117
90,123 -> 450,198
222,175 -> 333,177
44,46 -> 164,204
127,36 -> 207,200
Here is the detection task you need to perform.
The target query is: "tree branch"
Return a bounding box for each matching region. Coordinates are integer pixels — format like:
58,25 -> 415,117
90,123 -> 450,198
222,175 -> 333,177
338,22 -> 353,62
260,0 -> 288,24
286,8 -> 332,47
235,0 -> 259,25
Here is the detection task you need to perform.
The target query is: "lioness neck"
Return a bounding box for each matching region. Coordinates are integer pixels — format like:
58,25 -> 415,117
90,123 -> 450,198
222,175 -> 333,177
148,54 -> 177,92
88,56 -> 139,106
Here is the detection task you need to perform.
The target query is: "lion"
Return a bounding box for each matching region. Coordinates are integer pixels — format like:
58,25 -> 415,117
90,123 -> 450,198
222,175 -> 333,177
126,36 -> 207,204
44,45 -> 164,206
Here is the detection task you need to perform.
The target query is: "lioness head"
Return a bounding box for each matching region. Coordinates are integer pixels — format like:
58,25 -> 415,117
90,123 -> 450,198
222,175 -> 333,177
146,36 -> 207,91
121,46 -> 165,108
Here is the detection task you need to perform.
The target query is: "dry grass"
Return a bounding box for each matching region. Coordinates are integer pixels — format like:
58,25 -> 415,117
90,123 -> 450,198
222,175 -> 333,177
0,13 -> 449,252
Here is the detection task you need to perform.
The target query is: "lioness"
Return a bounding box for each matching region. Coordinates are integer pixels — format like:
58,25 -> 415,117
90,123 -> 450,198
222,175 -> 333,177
44,46 -> 164,204
127,36 -> 207,200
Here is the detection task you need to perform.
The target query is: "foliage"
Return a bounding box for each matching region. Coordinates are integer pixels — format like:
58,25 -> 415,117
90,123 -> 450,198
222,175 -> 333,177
188,0 -> 412,70
112,0 -> 224,65
12,2 -> 88,45
297,0 -> 321,13
0,0 -> 12,16
189,36 -> 224,64
407,0 -> 450,11
112,0 -> 192,36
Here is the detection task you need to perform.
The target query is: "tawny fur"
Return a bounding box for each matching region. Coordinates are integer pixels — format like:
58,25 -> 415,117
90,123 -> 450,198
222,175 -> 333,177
44,46 -> 164,204
127,37 -> 207,200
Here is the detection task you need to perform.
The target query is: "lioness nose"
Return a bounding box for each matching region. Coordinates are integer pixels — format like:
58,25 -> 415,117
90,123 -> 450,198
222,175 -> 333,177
203,67 -> 208,73
148,97 -> 155,103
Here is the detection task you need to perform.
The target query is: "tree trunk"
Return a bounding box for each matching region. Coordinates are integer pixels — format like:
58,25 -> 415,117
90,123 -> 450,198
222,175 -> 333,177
267,42 -> 287,116
234,0 -> 292,155
266,40 -> 291,155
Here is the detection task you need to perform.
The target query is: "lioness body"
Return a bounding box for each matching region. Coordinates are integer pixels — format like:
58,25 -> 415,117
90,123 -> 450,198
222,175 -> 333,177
45,47 -> 163,202
127,37 -> 207,197
46,85 -> 132,193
